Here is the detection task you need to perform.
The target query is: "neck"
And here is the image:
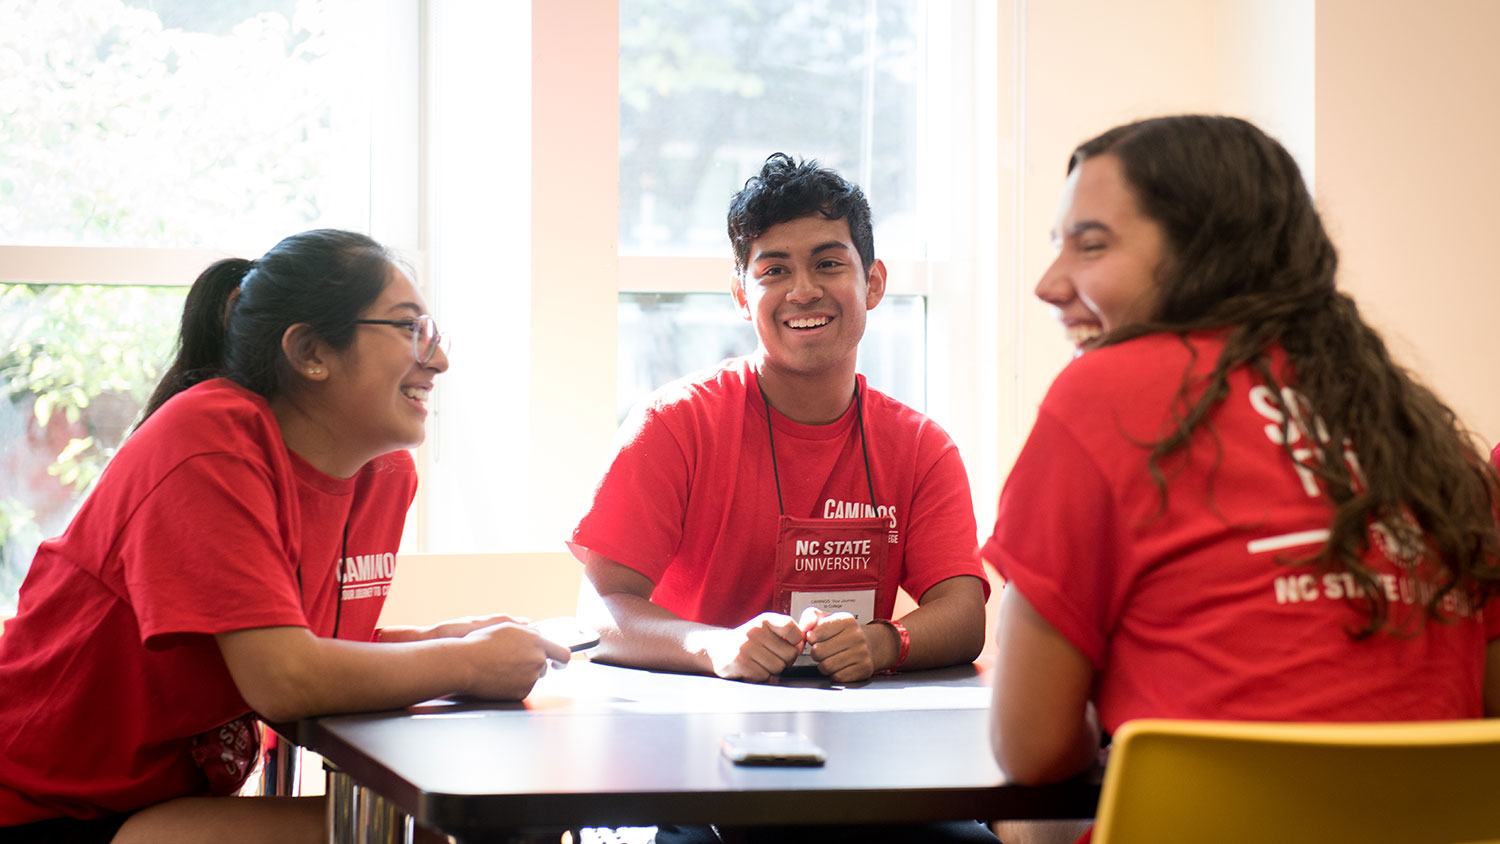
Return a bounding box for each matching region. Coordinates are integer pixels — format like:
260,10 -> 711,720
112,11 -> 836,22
270,394 -> 367,479
753,355 -> 858,425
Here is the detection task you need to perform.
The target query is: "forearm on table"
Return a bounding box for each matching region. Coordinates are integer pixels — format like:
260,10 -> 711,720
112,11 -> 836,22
217,626 -> 482,723
584,591 -> 722,674
881,575 -> 988,671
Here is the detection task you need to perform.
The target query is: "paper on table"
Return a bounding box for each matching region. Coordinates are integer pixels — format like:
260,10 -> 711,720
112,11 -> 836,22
535,660 -> 989,714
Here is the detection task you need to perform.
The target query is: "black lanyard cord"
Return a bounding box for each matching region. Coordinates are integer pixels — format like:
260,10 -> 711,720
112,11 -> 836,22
758,377 -> 877,517
332,518 -> 348,640
760,380 -> 787,515
854,383 -> 877,507
298,517 -> 349,640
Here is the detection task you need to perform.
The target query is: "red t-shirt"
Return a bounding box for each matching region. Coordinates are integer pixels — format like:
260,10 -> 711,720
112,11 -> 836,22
0,379 -> 415,823
569,358 -> 987,627
985,333 -> 1493,734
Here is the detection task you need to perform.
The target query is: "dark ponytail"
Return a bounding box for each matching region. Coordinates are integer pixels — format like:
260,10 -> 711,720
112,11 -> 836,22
139,258 -> 253,423
137,229 -> 393,427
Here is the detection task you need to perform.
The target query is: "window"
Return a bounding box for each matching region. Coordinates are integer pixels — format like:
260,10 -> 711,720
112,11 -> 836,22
425,1 -> 991,554
1,0 -> 412,249
0,0 -> 418,612
617,0 -> 953,415
1,284 -> 183,607
3,2 -> 996,597
417,3 -> 990,557
618,0 -> 939,261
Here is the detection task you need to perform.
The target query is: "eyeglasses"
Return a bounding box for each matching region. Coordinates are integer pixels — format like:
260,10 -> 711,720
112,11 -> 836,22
354,314 -> 449,364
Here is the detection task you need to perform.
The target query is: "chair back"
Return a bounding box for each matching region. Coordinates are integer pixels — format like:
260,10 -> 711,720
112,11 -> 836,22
1092,717 -> 1500,844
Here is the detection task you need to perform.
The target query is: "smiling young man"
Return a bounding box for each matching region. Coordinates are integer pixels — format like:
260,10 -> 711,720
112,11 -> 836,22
568,154 -> 989,689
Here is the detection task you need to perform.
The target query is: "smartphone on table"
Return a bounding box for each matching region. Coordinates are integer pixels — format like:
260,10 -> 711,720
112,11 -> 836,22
720,731 -> 826,766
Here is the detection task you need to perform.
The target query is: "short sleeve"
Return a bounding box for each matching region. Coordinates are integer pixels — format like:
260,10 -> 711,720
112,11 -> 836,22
982,408 -> 1126,667
899,441 -> 989,601
568,403 -> 694,583
118,454 -> 308,648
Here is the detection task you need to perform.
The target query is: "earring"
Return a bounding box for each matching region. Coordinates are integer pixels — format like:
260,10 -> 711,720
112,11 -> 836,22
308,367 -> 323,376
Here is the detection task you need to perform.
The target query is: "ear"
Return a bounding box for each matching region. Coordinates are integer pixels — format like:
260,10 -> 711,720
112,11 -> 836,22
730,273 -> 753,322
281,323 -> 330,381
863,259 -> 888,311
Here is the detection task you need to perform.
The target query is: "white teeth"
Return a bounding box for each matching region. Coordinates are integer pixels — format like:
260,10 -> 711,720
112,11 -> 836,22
400,386 -> 430,404
788,316 -> 832,329
1066,324 -> 1103,346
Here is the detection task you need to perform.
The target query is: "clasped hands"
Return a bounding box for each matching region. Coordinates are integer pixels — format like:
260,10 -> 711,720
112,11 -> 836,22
707,607 -> 877,684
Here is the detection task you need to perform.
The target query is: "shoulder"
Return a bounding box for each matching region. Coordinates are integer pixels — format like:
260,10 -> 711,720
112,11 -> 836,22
640,357 -> 749,414
354,449 -> 418,503
128,379 -> 282,461
858,378 -> 971,492
1044,332 -> 1222,411
622,357 -> 750,438
359,449 -> 417,483
859,377 -> 956,449
150,377 -> 271,423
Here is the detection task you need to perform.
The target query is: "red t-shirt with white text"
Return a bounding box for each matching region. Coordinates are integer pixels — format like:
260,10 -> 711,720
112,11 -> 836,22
985,333 -> 1494,733
570,358 -> 987,627
0,379 -> 415,823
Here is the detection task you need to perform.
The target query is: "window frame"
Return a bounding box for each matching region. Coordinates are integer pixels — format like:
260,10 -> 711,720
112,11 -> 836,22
5,1 -> 1012,565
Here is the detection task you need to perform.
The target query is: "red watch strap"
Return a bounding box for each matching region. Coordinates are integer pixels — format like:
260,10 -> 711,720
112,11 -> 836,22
870,618 -> 910,673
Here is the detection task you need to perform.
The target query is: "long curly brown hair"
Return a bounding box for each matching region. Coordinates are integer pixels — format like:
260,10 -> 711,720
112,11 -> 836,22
1076,115 -> 1500,636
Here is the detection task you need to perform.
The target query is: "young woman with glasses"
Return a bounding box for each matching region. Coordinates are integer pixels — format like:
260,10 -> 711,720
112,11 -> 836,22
0,229 -> 568,844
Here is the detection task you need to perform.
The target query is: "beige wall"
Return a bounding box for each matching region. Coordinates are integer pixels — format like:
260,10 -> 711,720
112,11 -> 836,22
999,0 -> 1498,475
1003,0 -> 1303,478
379,552 -> 584,628
1009,0 -> 1222,473
1315,0 -> 1500,447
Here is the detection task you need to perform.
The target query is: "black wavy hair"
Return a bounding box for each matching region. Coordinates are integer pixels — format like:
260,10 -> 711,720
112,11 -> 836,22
1077,114 -> 1500,636
727,152 -> 875,277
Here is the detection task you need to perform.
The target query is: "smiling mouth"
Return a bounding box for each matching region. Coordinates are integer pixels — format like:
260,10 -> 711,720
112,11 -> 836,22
400,386 -> 430,406
786,316 -> 832,330
1066,324 -> 1102,347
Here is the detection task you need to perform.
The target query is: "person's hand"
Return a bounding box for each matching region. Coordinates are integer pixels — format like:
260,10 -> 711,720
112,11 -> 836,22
703,613 -> 804,683
800,607 -> 876,683
456,622 -> 570,700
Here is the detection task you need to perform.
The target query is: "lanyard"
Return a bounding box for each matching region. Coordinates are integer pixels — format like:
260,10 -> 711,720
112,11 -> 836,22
758,377 -> 878,517
297,516 -> 349,639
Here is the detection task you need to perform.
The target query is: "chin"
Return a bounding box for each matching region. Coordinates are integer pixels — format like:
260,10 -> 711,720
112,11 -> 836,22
380,430 -> 426,454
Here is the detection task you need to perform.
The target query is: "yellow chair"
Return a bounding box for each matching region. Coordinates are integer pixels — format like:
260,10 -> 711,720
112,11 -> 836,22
1092,717 -> 1500,844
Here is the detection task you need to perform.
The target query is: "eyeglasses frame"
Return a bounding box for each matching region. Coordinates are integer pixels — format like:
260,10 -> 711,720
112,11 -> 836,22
353,314 -> 447,364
